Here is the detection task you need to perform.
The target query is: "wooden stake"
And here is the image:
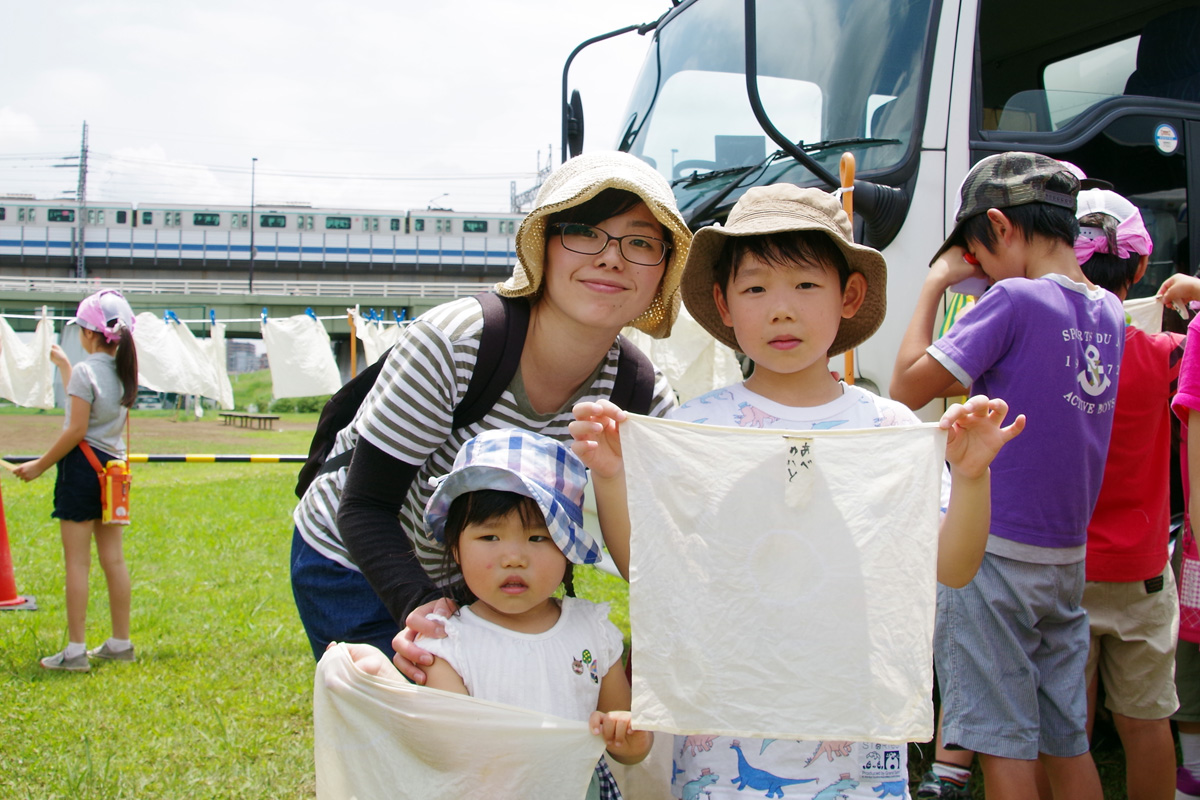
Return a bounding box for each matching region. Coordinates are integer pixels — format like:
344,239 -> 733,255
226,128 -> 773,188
840,152 -> 856,386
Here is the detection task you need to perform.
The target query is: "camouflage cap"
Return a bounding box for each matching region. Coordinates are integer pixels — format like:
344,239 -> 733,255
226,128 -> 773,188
932,151 -> 1080,264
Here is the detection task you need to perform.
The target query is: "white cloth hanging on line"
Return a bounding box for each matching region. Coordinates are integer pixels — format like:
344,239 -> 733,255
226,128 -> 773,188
313,644 -> 604,800
622,415 -> 945,744
261,315 -> 343,399
350,309 -> 405,365
132,313 -> 233,409
0,315 -> 56,409
195,322 -> 235,410
1124,296 -> 1163,334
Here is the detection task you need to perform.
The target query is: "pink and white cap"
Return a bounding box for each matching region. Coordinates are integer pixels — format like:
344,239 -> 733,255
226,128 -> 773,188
1074,189 -> 1153,263
69,289 -> 136,343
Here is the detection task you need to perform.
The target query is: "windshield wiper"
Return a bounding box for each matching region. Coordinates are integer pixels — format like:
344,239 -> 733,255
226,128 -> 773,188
671,138 -> 900,189
683,151 -> 785,226
670,164 -> 756,188
799,137 -> 901,154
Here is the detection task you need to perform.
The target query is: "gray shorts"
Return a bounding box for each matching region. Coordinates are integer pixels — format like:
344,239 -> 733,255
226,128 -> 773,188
934,552 -> 1091,760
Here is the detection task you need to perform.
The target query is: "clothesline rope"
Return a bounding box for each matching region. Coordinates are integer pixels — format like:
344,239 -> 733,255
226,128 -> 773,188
0,312 -> 410,327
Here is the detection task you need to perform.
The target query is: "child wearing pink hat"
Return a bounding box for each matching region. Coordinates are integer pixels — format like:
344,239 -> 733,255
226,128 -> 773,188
1074,189 -> 1183,800
14,289 -> 139,671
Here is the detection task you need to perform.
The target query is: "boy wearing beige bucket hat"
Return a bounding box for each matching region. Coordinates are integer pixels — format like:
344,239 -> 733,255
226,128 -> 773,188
572,183 -> 1022,799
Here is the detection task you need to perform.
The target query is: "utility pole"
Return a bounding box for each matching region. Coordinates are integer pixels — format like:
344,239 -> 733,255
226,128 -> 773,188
248,156 -> 257,292
511,146 -> 553,213
75,121 -> 88,279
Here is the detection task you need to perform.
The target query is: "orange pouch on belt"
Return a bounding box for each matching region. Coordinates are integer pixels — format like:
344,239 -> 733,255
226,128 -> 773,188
79,442 -> 131,525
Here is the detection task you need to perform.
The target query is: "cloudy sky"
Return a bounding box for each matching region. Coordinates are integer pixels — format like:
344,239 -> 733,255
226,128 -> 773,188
0,1 -> 668,214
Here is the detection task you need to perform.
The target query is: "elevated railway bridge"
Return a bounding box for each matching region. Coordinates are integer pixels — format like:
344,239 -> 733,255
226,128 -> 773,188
0,274 -> 496,375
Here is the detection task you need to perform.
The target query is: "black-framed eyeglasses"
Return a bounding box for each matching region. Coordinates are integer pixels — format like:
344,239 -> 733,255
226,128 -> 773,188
550,222 -> 671,267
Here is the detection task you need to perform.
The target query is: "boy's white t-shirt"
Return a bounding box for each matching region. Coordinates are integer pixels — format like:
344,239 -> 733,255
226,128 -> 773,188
419,596 -> 624,723
665,381 -> 939,800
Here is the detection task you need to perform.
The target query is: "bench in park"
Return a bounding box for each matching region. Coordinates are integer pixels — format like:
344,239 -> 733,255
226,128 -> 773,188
219,412 -> 280,430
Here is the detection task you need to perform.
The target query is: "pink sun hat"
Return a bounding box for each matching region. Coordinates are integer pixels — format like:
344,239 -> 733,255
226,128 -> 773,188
68,289 -> 136,343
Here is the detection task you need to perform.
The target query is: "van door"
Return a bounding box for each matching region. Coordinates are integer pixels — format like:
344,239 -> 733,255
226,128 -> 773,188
971,2 -> 1200,302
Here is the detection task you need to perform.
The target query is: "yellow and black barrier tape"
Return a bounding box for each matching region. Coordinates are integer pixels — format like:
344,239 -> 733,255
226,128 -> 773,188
3,454 -> 306,464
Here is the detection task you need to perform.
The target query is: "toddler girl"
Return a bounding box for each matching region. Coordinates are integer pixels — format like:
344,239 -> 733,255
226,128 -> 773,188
351,428 -> 650,798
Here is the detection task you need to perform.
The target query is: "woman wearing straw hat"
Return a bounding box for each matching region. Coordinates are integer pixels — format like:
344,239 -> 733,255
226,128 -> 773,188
291,151 -> 691,678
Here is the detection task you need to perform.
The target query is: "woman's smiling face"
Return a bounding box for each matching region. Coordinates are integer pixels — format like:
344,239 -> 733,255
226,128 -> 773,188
539,201 -> 667,335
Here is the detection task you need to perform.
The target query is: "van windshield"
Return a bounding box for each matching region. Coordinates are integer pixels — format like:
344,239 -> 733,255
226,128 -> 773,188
617,0 -> 936,217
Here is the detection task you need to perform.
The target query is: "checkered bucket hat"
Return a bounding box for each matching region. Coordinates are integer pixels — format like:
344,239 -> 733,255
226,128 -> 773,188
424,429 -> 602,565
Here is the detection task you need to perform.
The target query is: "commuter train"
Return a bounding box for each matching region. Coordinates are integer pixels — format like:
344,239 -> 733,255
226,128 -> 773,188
0,197 -> 525,275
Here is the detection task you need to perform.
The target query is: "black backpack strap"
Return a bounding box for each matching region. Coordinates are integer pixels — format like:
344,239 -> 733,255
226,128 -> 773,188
452,292 -> 530,429
314,446 -> 354,480
307,293 -> 528,493
611,334 -> 657,416
300,345 -> 394,495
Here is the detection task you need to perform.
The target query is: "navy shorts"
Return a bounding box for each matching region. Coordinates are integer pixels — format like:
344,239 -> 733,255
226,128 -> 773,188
52,445 -> 113,523
289,528 -> 402,662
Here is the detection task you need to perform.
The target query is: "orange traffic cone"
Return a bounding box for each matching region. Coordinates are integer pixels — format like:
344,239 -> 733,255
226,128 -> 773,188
0,477 -> 37,610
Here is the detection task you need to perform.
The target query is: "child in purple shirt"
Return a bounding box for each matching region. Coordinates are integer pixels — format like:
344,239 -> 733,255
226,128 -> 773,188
891,152 -> 1123,800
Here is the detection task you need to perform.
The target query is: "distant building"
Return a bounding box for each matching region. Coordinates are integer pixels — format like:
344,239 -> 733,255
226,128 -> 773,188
227,340 -> 260,374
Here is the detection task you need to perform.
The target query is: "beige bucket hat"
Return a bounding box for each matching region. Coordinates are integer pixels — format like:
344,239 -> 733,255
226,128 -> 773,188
496,151 -> 692,339
680,184 -> 887,357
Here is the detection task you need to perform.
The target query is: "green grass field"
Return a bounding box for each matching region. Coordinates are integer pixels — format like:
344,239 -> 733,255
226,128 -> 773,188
0,407 -> 629,799
0,401 -> 1135,798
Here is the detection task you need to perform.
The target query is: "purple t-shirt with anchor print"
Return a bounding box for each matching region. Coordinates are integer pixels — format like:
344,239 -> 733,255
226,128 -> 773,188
929,274 -> 1123,557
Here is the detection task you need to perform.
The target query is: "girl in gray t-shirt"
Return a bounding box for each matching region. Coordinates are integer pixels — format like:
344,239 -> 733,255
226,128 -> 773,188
13,289 -> 140,672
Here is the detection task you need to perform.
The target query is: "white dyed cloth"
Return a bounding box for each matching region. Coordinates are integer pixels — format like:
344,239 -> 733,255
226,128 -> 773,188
197,322 -> 234,410
314,643 -> 604,800
132,314 -> 234,409
261,315 -> 342,399
623,414 -> 946,744
623,306 -> 743,404
0,316 -> 56,409
350,309 -> 406,365
1124,296 -> 1163,334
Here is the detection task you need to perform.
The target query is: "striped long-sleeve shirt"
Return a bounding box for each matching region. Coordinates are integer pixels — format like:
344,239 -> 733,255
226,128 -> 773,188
293,296 -> 676,622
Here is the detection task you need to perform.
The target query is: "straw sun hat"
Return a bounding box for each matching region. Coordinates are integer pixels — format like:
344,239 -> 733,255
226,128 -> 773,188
496,151 -> 692,339
681,184 -> 887,357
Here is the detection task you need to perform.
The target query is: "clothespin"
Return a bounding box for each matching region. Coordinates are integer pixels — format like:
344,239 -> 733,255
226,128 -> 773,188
398,308 -> 408,321
392,310 -> 405,325
164,310 -> 180,325
305,307 -> 317,321
261,307 -> 269,325
209,309 -> 217,328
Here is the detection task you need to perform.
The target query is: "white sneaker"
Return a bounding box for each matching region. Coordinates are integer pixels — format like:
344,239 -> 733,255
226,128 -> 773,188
40,649 -> 90,672
87,641 -> 136,662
